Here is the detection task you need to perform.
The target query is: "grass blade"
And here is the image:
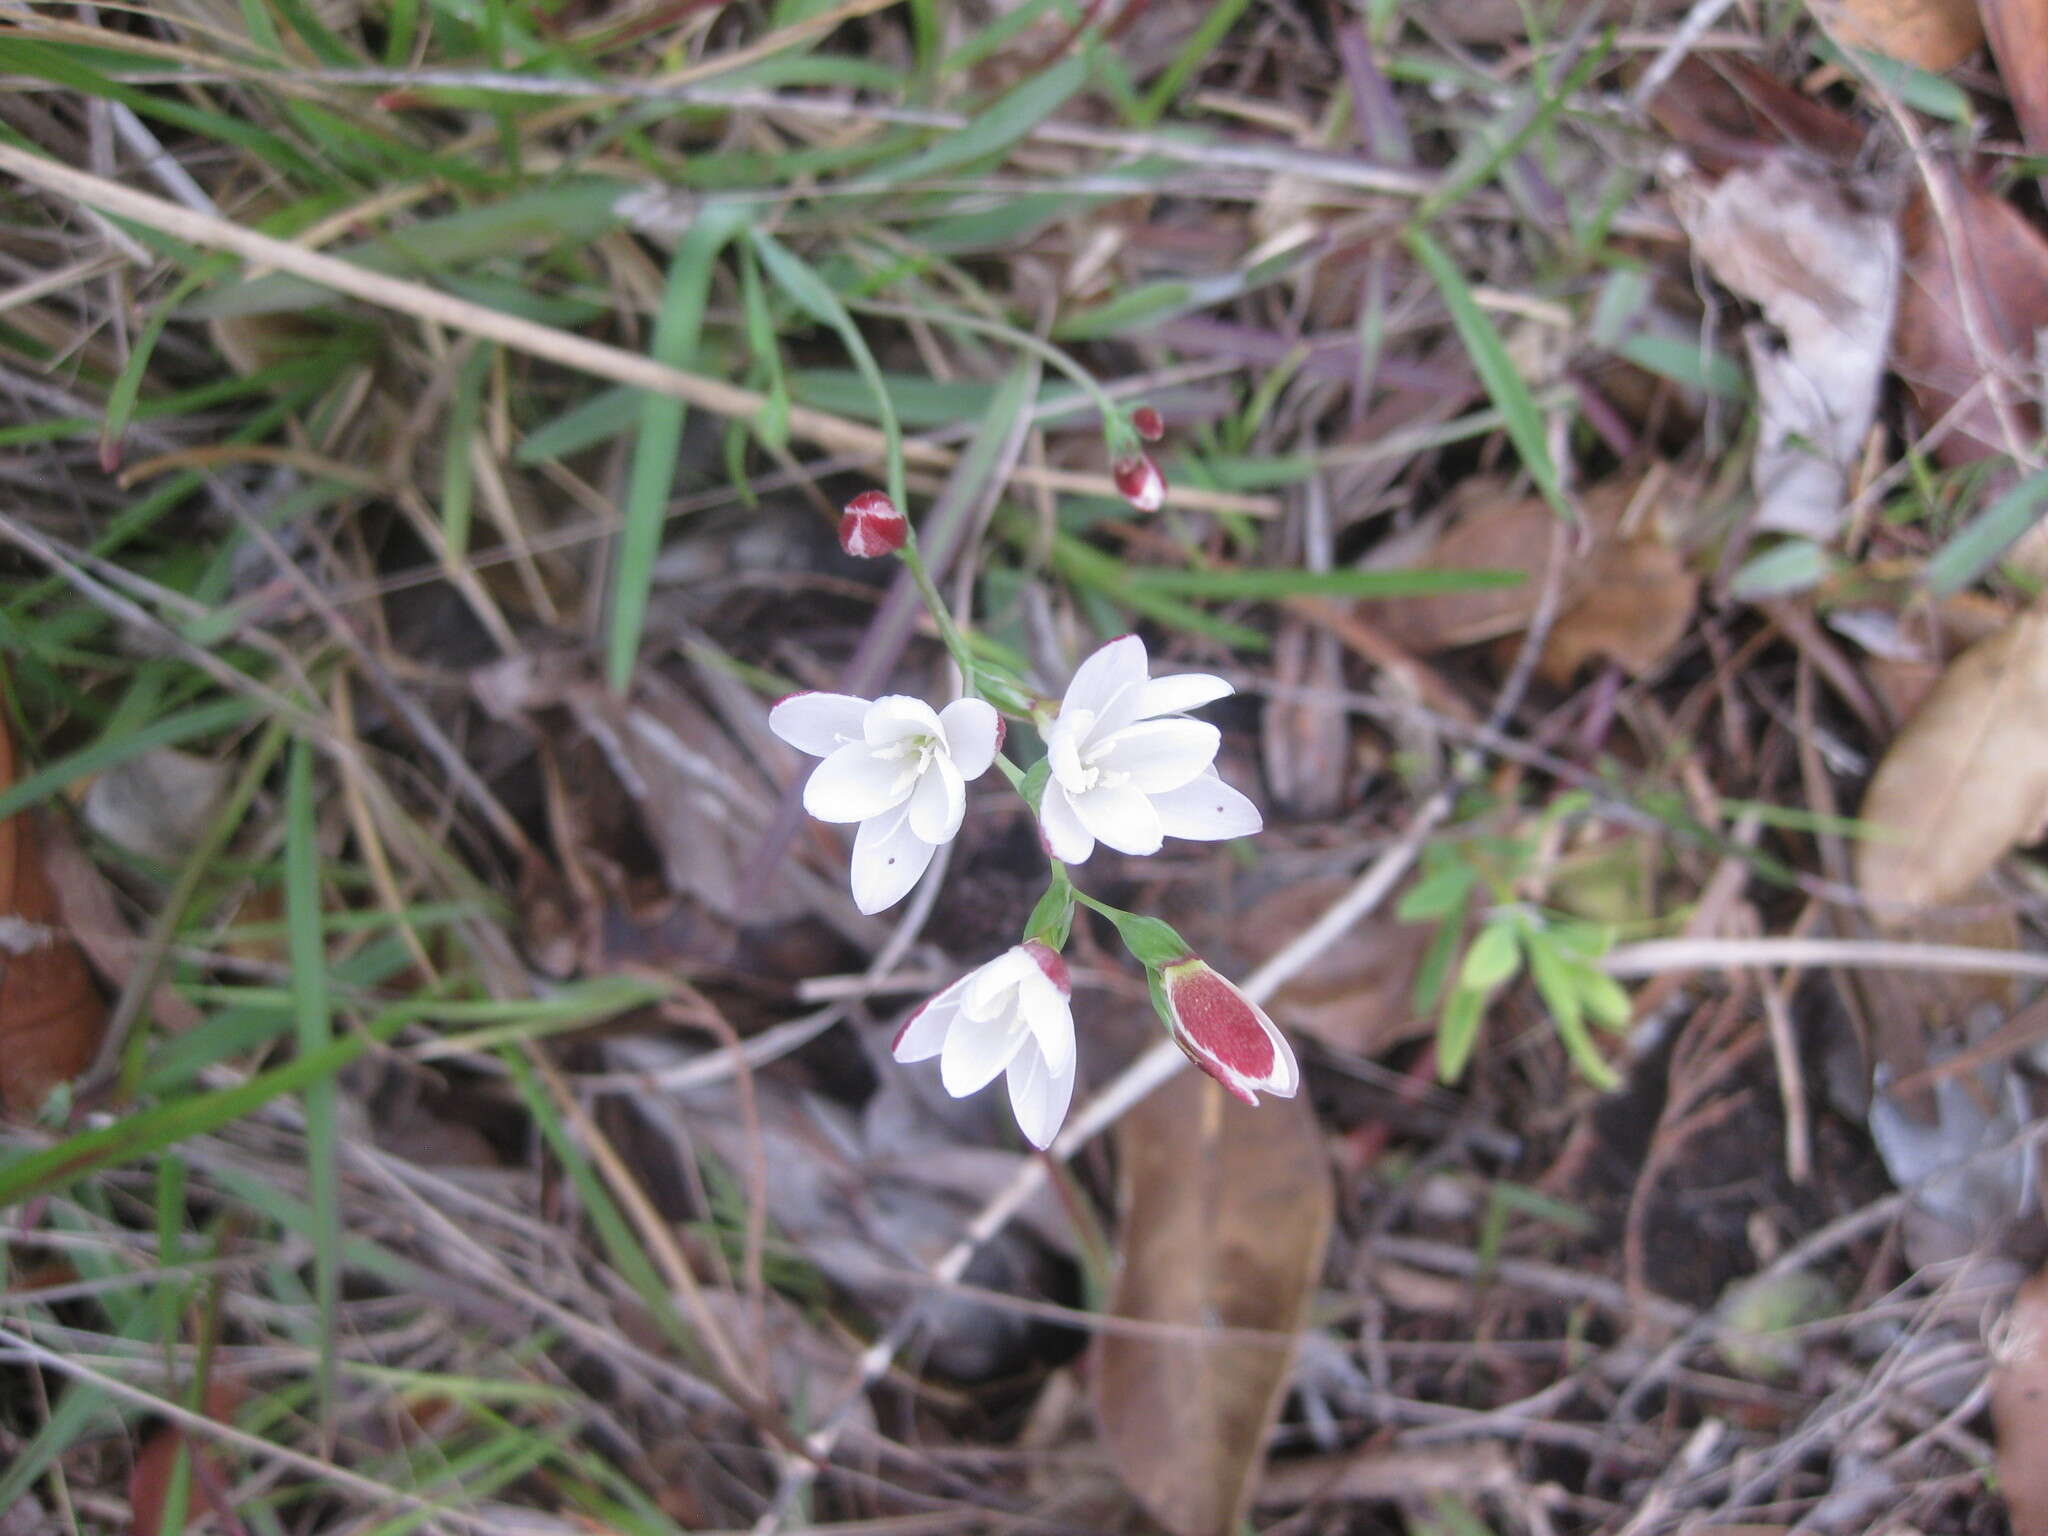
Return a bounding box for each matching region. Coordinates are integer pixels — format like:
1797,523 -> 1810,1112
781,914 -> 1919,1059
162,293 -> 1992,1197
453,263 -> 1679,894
1926,464 -> 2048,596
1405,226 -> 1571,521
285,739 -> 339,1438
1124,566 -> 1524,600
881,55 -> 1087,185
608,204 -> 748,692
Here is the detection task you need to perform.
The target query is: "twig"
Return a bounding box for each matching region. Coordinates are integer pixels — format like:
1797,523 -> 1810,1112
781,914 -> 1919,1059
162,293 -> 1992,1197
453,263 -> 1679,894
0,143 -> 1274,517
1627,0 -> 1742,111
1604,936 -> 2048,981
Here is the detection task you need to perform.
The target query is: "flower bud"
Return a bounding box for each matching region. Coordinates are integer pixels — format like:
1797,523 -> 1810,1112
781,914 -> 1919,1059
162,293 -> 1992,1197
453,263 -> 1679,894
1131,405 -> 1165,442
838,490 -> 906,558
1158,957 -> 1299,1105
1111,453 -> 1166,513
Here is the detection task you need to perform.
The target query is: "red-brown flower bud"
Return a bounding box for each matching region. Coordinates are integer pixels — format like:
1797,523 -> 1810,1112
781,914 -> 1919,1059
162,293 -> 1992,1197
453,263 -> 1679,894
1132,405 -> 1165,442
838,490 -> 906,558
1111,454 -> 1166,513
1159,957 -> 1300,1105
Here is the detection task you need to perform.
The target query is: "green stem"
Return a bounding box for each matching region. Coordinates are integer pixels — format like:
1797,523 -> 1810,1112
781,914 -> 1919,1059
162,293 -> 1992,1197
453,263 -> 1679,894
896,534 -> 976,685
847,297 -> 1133,446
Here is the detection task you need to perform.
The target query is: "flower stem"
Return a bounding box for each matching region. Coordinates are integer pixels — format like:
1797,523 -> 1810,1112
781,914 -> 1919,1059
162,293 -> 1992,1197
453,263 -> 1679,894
848,297 -> 1132,447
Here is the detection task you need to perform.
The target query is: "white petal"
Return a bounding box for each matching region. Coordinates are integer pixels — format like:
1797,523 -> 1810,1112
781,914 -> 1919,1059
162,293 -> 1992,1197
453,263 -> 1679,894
961,947 -> 1036,1019
892,987 -> 964,1063
1263,1021 -> 1301,1098
1006,1037 -> 1075,1149
1133,673 -> 1233,719
1014,971 -> 1076,1075
1093,668 -> 1229,739
1072,783 -> 1163,857
804,742 -> 909,824
1094,719 -> 1220,794
1150,771 -> 1262,843
940,1007 -> 1026,1097
1045,710 -> 1093,792
863,695 -> 943,746
850,805 -> 936,914
938,698 -> 1001,780
1059,635 -> 1147,719
907,754 -> 965,844
1038,783 -> 1096,865
769,692 -> 871,756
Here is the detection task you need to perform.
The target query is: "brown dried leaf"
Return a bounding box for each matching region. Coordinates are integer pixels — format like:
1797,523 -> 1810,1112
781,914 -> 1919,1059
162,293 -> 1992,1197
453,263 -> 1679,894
129,1380 -> 244,1536
1367,479 -> 1596,654
1855,607 -> 2048,911
1983,0 -> 2048,156
1647,56 -> 1867,175
1240,879 -> 1434,1055
1260,622 -> 1352,821
1538,530 -> 1697,684
0,673 -> 107,1118
1894,165 -> 2048,468
1096,1073 -> 1331,1536
1822,0 -> 1983,70
1670,154 -> 1899,540
1367,476 -> 1690,661
1994,1263 -> 2048,1535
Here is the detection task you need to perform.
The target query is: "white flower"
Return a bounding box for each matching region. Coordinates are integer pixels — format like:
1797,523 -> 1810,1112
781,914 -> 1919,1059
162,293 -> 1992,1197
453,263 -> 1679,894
1038,635 -> 1261,865
769,691 -> 1001,914
892,941 -> 1076,1147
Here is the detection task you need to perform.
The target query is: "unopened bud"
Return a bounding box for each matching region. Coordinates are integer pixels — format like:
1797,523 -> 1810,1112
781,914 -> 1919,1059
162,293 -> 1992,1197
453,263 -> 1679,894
1132,406 -> 1165,442
838,490 -> 906,558
1158,957 -> 1300,1105
1111,454 -> 1166,513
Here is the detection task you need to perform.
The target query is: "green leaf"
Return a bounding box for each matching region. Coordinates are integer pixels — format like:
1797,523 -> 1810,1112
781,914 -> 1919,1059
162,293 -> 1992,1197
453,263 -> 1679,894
1412,906 -> 1469,1016
1398,860 -> 1477,922
1024,881 -> 1075,951
1731,538 -> 1837,600
1571,963 -> 1634,1032
1096,906 -> 1191,970
1405,226 -> 1571,522
1926,464 -> 2048,596
1526,933 -> 1620,1088
1437,987 -> 1486,1083
1020,757 -> 1051,811
1457,918 -> 1521,993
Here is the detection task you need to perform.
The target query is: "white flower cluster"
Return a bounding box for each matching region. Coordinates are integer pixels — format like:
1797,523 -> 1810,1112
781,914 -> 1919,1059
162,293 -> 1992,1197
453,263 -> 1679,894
769,635 -> 1266,1145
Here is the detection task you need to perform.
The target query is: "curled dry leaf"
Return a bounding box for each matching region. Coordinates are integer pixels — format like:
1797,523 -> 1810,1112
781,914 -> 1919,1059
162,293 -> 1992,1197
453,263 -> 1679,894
1982,0 -> 2048,157
1096,1071 -> 1332,1536
1537,528 -> 1698,685
1647,55 -> 1867,175
0,673 -> 107,1118
1366,476 -> 1697,679
1670,153 -> 1899,541
1368,478 -> 1580,652
1854,607 -> 2048,911
1996,1263 -> 2048,1535
1819,0 -> 1983,70
1893,164 -> 2048,469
